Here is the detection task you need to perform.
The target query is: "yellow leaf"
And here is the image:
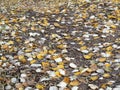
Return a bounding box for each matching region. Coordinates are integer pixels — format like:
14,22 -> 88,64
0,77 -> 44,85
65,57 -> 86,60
74,71 -> 81,76
63,77 -> 70,83
103,73 -> 110,78
52,65 -> 64,71
80,46 -> 87,50
83,53 -> 93,59
108,15 -> 116,19
18,88 -> 24,90
101,83 -> 107,89
70,80 -> 80,86
48,50 -> 56,54
36,83 -> 44,90
20,59 -> 27,63
78,41 -> 84,45
25,49 -> 32,53
42,62 -> 50,68
111,25 -> 117,29
30,60 -> 36,64
31,26 -> 36,30
98,58 -> 106,62
42,18 -> 49,26
105,63 -> 111,68
57,44 -> 67,49
90,76 -> 98,81
55,71 -> 61,77
18,55 -> 25,60
37,54 -> 44,60
1,56 -> 7,61
106,46 -> 113,51
54,22 -> 61,27
8,41 -> 14,45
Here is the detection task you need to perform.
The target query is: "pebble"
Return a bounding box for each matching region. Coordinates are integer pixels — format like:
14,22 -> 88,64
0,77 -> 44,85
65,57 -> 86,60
96,69 -> 104,74
36,68 -> 41,72
58,69 -> 65,75
71,86 -> 79,90
55,58 -> 62,63
57,81 -> 67,88
21,73 -> 27,78
11,77 -> 17,83
81,50 -> 89,53
25,87 -> 32,90
113,85 -> 120,90
88,84 -> 98,90
5,85 -> 12,90
106,87 -> 112,90
49,86 -> 58,90
47,71 -> 56,77
20,78 -> 26,82
31,64 -> 41,67
113,88 -> 120,90
69,63 -> 77,69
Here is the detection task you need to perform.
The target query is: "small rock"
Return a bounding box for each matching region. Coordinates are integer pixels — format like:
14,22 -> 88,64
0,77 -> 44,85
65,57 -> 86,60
88,84 -> 98,90
96,69 -> 104,74
11,77 -> 17,83
15,83 -> 23,88
71,86 -> 79,90
55,58 -> 62,63
21,73 -> 27,78
49,86 -> 58,90
5,85 -> 11,90
113,88 -> 120,90
36,68 -> 41,72
106,87 -> 112,90
57,81 -> 67,88
25,87 -> 32,90
69,63 -> 77,69
59,69 -> 65,75
20,78 -> 26,82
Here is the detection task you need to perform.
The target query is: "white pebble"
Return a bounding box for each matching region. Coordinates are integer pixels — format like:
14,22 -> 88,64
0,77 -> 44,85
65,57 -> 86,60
36,68 -> 41,72
106,87 -> 112,90
114,59 -> 120,62
69,63 -> 77,69
58,69 -> 65,75
57,81 -> 67,88
47,71 -> 56,77
83,34 -> 89,38
11,78 -> 17,83
101,52 -> 111,57
20,78 -> 26,82
31,64 -> 41,67
113,88 -> 120,90
21,73 -> 27,78
71,86 -> 79,90
88,84 -> 98,90
81,50 -> 89,53
112,44 -> 118,48
90,15 -> 95,19
55,58 -> 62,63
40,77 -> 50,81
49,86 -> 58,90
25,87 -> 32,90
96,69 -> 104,74
5,85 -> 11,90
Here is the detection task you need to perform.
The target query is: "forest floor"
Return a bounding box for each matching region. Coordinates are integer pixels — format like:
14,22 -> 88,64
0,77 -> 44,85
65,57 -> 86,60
0,0 -> 120,90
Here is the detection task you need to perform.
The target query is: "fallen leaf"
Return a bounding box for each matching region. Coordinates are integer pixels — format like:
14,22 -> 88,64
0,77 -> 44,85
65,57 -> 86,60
70,80 -> 80,86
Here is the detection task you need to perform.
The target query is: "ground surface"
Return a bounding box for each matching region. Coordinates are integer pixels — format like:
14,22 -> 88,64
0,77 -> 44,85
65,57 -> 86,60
0,1 -> 120,90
